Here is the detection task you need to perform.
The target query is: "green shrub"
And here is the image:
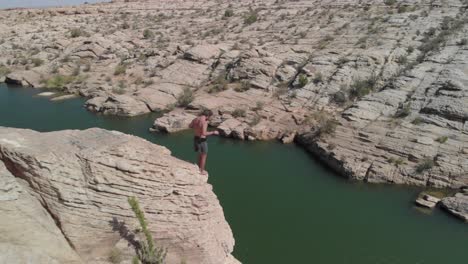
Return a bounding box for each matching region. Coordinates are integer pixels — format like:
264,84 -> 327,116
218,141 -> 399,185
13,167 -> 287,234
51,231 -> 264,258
176,88 -> 194,107
249,114 -> 261,126
244,12 -> 258,25
298,74 -> 309,87
122,21 -> 130,29
349,76 -> 377,100
69,28 -> 87,38
32,58 -> 44,67
317,118 -> 339,137
128,197 -> 166,264
44,75 -> 74,89
411,116 -> 423,125
143,29 -> 155,39
435,136 -> 448,143
114,64 -> 127,75
234,80 -> 250,92
395,55 -> 408,64
224,9 -> 234,18
395,102 -> 411,118
232,108 -> 246,118
384,0 -> 397,5
208,73 -> 228,93
312,72 -> 322,84
332,91 -> 347,105
252,101 -> 264,111
416,158 -> 434,173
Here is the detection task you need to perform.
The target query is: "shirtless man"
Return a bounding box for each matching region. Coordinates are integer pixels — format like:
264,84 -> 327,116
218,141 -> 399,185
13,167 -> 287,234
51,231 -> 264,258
189,109 -> 219,174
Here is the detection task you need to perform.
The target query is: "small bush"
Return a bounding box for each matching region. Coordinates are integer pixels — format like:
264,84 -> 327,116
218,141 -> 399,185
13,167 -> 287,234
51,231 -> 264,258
332,91 -> 347,105
208,73 -> 228,93
32,58 -> 44,67
121,22 -> 130,29
128,196 -> 166,264
176,88 -> 194,107
114,64 -> 127,75
411,116 -> 423,125
44,75 -> 75,89
249,114 -> 261,126
349,76 -> 377,100
435,136 -> 448,143
69,28 -> 87,38
224,9 -> 234,18
298,74 -> 309,87
317,118 -> 339,137
252,101 -> 264,111
232,108 -> 246,118
312,72 -> 323,84
395,55 -> 408,64
143,29 -> 155,39
244,12 -> 258,25
416,158 -> 434,173
384,0 -> 397,5
395,102 -> 411,118
234,80 -> 250,92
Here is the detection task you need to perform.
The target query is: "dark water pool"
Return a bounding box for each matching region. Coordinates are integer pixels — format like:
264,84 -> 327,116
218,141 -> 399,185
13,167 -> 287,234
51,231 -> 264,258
0,84 -> 466,264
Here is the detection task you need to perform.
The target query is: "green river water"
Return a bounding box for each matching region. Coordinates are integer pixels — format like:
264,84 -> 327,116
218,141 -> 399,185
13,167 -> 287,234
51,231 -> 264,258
0,84 -> 466,264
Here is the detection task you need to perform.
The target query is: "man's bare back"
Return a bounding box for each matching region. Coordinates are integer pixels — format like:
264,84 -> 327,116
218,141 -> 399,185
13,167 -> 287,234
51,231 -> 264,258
190,116 -> 207,138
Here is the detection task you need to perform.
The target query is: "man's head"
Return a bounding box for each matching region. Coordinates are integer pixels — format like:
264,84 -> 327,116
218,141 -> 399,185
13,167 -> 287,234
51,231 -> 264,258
200,109 -> 213,119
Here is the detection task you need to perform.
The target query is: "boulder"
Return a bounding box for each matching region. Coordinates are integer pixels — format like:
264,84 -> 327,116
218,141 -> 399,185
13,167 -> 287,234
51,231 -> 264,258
440,193 -> 468,222
5,71 -> 43,87
85,95 -> 151,116
0,127 -> 238,263
183,44 -> 226,64
152,111 -> 197,133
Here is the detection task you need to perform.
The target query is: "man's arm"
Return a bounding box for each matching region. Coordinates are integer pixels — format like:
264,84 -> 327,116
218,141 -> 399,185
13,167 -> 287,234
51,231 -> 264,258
202,120 -> 219,136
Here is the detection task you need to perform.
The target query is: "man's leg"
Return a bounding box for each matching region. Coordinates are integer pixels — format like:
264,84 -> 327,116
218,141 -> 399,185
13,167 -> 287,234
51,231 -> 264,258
199,153 -> 207,174
197,153 -> 202,169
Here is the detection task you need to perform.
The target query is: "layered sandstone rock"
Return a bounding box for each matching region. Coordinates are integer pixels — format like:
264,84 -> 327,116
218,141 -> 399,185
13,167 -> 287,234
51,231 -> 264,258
0,127 -> 238,263
441,192 -> 468,222
0,0 -> 467,199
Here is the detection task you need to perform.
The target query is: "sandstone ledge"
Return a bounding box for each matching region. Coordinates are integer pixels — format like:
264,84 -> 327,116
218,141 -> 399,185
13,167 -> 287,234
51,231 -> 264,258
0,127 -> 239,264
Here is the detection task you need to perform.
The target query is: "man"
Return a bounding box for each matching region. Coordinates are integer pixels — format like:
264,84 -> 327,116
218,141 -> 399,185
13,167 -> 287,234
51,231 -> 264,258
189,109 -> 219,175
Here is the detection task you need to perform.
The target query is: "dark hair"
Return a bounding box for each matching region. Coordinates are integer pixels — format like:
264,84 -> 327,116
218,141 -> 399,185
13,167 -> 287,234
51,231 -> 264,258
200,109 -> 213,117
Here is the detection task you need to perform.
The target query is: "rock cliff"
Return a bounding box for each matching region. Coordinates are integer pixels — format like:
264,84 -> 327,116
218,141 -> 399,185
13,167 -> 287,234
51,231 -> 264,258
0,127 -> 239,264
0,0 -> 467,217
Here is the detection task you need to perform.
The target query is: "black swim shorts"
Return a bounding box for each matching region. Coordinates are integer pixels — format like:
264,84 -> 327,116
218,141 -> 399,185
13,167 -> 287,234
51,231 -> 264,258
194,136 -> 208,153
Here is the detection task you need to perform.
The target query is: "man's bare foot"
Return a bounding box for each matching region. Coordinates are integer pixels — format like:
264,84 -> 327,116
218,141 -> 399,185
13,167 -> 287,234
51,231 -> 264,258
200,170 -> 208,175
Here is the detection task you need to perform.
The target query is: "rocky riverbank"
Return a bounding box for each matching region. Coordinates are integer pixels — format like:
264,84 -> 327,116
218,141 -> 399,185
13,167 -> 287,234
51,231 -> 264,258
0,127 -> 239,263
0,0 -> 467,221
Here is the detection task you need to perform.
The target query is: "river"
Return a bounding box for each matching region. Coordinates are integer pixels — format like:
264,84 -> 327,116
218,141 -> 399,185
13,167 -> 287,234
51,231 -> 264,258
0,84 -> 466,263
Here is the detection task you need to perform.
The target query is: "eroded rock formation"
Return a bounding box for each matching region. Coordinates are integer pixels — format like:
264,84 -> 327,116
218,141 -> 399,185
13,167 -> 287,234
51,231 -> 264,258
0,127 -> 239,263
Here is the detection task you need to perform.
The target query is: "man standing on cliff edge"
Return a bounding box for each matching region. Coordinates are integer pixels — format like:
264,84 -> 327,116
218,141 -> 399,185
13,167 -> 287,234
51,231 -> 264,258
189,109 -> 219,175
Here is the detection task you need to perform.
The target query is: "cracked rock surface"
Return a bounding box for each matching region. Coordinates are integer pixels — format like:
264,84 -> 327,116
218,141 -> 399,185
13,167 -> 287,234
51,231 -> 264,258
0,127 -> 238,264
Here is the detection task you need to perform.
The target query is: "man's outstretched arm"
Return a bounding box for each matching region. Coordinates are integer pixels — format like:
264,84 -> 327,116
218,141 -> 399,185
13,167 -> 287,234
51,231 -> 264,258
202,121 -> 218,136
